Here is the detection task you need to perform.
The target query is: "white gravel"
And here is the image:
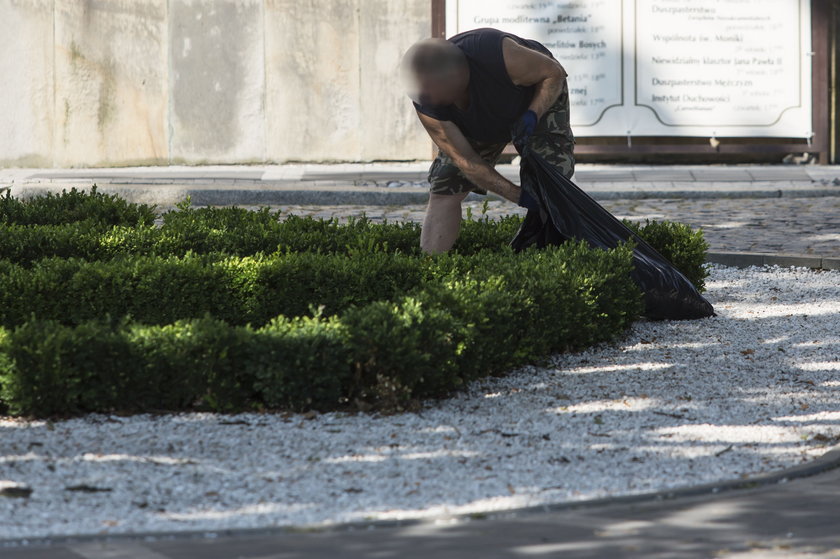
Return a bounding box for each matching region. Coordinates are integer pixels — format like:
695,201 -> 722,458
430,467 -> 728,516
2,264 -> 840,541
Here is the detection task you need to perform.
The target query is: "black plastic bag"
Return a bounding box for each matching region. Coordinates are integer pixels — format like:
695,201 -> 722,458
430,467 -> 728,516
511,151 -> 715,320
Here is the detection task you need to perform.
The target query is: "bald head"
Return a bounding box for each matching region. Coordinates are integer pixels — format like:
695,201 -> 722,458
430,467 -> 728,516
402,38 -> 467,78
401,38 -> 469,106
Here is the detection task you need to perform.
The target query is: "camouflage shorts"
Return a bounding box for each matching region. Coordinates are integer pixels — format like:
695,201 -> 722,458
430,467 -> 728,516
428,81 -> 575,196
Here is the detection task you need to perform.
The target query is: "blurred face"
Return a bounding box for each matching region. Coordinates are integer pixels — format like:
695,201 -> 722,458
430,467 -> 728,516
404,71 -> 464,107
401,39 -> 469,107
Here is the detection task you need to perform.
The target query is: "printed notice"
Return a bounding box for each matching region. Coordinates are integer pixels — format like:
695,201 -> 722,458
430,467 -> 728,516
635,0 -> 804,129
453,0 -> 623,127
447,0 -> 812,137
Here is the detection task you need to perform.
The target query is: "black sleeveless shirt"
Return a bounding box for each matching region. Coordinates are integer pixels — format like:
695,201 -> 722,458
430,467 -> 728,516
413,28 -> 554,143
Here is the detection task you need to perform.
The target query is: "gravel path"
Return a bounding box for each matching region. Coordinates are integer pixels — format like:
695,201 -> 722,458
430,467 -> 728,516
2,264 -> 839,541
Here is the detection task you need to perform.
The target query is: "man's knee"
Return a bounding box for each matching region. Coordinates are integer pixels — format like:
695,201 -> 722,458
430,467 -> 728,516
424,192 -> 468,235
421,192 -> 468,253
427,191 -> 469,211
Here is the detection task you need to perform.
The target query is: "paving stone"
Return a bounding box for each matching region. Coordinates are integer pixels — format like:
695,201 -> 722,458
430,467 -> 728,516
600,197 -> 840,257
574,171 -> 634,181
633,171 -> 693,181
748,168 -> 812,181
692,169 -> 753,181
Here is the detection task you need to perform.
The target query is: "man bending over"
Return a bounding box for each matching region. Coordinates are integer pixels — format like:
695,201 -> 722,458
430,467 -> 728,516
401,27 -> 575,253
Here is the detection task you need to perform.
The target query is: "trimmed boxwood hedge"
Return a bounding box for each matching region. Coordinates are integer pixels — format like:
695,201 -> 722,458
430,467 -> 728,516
0,252 -> 430,328
0,243 -> 642,417
0,212 -> 528,265
0,203 -> 707,289
0,211 -> 426,265
1,186 -> 156,227
0,189 -> 708,418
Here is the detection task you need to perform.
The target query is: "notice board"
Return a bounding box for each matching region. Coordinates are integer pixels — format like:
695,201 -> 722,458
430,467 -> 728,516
444,0 -> 814,139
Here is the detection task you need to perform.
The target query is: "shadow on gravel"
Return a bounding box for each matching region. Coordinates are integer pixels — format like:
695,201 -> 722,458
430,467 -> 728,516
1,268 -> 839,543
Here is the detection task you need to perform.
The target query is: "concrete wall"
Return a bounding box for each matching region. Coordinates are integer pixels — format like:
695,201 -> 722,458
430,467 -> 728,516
1,0 -> 55,167
54,0 -> 169,166
0,0 -> 431,167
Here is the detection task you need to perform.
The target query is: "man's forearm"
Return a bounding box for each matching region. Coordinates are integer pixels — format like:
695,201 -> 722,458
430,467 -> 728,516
459,159 -> 520,202
461,74 -> 567,202
528,74 -> 565,120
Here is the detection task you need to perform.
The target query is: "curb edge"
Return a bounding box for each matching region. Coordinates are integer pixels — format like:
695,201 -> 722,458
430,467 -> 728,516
707,252 -> 840,270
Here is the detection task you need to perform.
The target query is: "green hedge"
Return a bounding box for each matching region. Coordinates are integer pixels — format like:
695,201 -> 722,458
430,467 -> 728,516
0,252 -> 430,328
0,210 -> 520,263
0,243 -> 642,417
0,211 -> 706,292
0,215 -> 425,265
0,190 -> 709,418
0,231 -> 691,330
0,190 -> 708,293
1,186 -> 156,227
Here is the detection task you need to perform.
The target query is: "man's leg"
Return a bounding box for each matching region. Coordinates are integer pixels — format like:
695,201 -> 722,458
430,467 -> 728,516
420,191 -> 469,253
422,141 -> 507,254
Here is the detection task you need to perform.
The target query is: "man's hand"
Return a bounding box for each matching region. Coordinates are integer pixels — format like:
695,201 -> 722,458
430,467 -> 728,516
511,110 -> 537,154
517,187 -> 540,211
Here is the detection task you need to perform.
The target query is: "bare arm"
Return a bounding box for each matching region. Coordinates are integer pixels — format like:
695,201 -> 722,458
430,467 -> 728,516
417,111 -> 522,203
502,37 -> 567,120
